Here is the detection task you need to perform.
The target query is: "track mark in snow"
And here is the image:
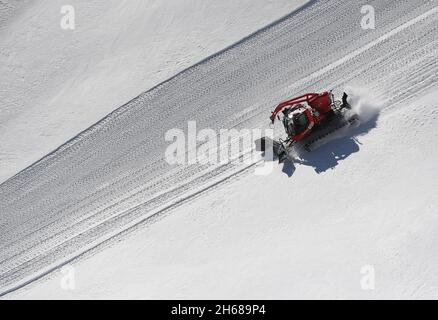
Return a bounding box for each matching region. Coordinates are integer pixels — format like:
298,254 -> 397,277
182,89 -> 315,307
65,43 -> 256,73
287,6 -> 438,93
1,0 -> 438,295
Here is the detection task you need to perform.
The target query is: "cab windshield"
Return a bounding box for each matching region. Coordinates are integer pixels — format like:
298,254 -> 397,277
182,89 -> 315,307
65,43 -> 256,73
283,108 -> 310,137
292,112 -> 309,135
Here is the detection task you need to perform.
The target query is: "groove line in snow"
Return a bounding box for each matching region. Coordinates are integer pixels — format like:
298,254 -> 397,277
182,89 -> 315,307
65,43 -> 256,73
1,0 -> 437,295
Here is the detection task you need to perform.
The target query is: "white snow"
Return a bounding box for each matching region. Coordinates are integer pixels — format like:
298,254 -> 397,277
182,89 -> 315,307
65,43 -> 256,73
0,0 -> 307,183
2,0 -> 438,299
10,87 -> 438,299
345,86 -> 381,123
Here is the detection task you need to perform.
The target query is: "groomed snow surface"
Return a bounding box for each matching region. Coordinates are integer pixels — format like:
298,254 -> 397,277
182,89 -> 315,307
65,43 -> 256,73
0,0 -> 307,183
2,0 -> 438,299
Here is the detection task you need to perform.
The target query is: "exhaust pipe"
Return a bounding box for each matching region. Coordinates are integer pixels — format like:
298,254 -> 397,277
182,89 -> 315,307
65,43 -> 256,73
342,92 -> 351,109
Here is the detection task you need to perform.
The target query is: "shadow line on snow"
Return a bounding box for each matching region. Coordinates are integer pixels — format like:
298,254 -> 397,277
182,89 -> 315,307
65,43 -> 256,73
0,0 -> 318,187
0,0 -> 320,295
281,112 -> 380,177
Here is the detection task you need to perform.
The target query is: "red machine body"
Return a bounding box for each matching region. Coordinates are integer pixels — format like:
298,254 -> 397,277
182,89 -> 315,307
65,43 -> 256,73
270,92 -> 334,141
259,90 -> 354,161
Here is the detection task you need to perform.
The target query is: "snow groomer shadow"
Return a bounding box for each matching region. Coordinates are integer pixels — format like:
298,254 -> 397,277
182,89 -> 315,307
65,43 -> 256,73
290,111 -> 379,175
256,88 -> 381,177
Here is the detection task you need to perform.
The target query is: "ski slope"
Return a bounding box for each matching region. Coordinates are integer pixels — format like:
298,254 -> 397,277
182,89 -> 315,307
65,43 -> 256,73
0,0 -> 305,183
2,0 -> 438,298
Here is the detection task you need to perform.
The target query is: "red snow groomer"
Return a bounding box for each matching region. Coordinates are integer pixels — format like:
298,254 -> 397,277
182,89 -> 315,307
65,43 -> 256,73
260,91 -> 358,162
